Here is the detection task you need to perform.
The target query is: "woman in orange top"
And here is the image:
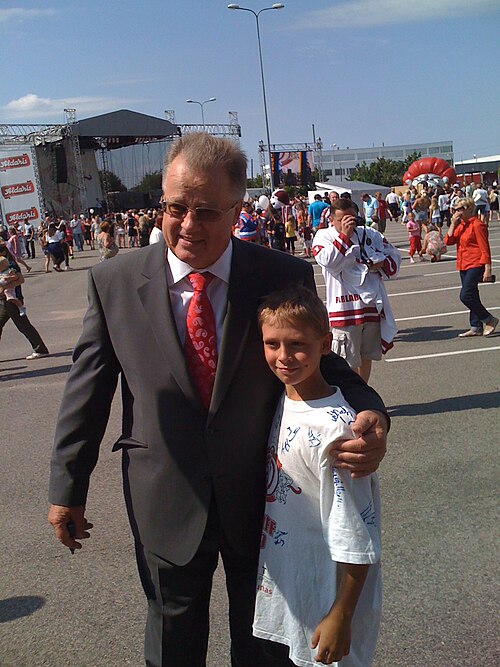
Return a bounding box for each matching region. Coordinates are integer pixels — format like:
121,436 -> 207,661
445,197 -> 497,337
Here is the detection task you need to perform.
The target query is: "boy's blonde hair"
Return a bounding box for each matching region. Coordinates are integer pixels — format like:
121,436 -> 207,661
258,286 -> 330,338
0,256 -> 9,271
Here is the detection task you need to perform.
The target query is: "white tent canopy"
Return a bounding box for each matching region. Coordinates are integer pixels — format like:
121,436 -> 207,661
309,180 -> 390,211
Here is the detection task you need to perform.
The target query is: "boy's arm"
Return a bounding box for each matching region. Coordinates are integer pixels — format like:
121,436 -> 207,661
311,563 -> 369,664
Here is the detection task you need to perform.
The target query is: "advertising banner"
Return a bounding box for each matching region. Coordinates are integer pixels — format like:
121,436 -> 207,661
0,145 -> 43,227
271,150 -> 314,186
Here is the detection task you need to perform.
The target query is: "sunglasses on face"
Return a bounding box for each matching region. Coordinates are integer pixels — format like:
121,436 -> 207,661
159,200 -> 238,223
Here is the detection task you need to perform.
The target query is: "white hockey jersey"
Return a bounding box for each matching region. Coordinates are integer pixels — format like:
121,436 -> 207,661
313,226 -> 401,354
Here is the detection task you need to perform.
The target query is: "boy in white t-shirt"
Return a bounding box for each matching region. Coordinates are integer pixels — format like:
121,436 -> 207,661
253,287 -> 381,667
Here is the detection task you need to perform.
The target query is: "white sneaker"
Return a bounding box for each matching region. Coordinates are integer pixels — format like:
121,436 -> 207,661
26,351 -> 49,360
410,257 -> 415,263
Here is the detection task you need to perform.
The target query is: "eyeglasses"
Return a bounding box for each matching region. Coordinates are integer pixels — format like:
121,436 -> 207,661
159,199 -> 239,223
455,206 -> 467,211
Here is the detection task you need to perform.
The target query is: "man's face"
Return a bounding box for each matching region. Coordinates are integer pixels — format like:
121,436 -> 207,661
330,207 -> 357,235
329,192 -> 339,203
162,156 -> 241,269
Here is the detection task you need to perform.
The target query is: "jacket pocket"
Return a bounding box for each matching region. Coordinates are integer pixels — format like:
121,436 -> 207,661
112,436 -> 148,451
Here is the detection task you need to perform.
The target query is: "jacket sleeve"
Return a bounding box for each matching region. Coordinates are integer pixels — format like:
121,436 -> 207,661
475,220 -> 491,265
380,236 -> 401,279
444,223 -> 463,247
48,270 -> 121,506
313,229 -> 354,276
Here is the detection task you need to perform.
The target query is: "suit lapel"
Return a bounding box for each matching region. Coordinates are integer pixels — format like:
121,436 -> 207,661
137,240 -> 204,415
209,239 -> 260,419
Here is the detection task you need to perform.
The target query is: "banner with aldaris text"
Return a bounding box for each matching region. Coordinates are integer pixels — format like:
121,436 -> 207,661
0,145 -> 43,228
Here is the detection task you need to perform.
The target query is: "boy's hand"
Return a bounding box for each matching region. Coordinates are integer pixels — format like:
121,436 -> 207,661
311,606 -> 352,664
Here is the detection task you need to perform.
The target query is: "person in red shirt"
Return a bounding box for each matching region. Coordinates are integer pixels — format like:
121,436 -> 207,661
375,192 -> 389,233
444,197 -> 497,337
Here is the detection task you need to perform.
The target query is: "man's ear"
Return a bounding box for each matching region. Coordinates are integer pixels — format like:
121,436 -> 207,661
231,200 -> 244,225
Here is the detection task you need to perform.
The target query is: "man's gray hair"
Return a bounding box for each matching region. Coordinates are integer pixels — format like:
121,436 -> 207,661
164,132 -> 247,197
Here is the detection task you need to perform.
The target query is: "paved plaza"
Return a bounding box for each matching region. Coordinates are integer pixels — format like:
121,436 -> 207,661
1,222 -> 499,666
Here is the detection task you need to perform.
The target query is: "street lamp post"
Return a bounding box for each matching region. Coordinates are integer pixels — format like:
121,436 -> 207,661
185,97 -> 217,127
228,3 -> 285,192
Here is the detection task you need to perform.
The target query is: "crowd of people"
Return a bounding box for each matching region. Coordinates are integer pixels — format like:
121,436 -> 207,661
1,173 -> 497,362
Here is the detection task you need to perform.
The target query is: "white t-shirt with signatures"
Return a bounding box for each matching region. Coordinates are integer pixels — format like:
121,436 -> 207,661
253,388 -> 382,667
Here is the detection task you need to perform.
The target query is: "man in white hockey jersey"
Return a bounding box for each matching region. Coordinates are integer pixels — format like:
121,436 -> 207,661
312,198 -> 401,383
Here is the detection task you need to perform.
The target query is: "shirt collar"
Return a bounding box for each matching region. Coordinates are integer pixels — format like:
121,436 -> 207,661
167,241 -> 233,286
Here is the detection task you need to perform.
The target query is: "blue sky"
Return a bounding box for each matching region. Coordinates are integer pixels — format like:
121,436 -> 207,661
2,0 -> 499,181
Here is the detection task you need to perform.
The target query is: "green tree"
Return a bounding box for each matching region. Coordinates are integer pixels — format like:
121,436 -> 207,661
246,174 -> 264,188
99,170 -> 127,192
132,171 -> 163,193
348,152 -> 421,187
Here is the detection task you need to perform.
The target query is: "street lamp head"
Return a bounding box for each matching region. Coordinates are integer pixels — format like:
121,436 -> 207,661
186,99 -> 194,103
272,3 -> 285,8
227,4 -> 240,9
208,97 -> 216,102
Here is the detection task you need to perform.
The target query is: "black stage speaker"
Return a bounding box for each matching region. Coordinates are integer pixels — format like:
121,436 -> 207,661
54,144 -> 68,183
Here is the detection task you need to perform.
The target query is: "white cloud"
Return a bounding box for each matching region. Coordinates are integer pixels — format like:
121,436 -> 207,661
0,8 -> 56,24
302,0 -> 499,29
2,94 -> 139,120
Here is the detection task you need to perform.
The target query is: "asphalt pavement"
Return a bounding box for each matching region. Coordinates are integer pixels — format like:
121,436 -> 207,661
0,224 -> 498,667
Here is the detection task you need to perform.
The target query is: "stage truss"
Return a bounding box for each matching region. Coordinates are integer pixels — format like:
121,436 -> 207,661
0,112 -> 242,213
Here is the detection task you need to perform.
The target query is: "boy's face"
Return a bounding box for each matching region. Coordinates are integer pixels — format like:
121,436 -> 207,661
261,319 -> 332,396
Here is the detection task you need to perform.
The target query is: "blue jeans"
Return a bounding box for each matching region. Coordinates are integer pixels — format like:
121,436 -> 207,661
459,266 -> 492,331
73,232 -> 84,251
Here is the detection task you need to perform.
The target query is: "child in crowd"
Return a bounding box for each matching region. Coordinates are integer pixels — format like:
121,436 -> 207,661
406,211 -> 423,262
299,222 -> 313,257
429,195 -> 442,227
0,256 -> 26,315
253,286 -> 381,667
285,216 -> 297,255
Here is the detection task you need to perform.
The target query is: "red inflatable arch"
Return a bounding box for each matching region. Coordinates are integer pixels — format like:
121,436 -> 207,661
402,157 -> 456,186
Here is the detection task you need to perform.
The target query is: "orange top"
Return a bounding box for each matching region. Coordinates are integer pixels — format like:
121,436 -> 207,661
444,216 -> 491,271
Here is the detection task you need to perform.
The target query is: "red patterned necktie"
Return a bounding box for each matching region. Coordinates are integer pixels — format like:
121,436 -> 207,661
184,272 -> 218,410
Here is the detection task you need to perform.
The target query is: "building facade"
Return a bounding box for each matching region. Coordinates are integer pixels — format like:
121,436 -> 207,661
316,141 -> 454,179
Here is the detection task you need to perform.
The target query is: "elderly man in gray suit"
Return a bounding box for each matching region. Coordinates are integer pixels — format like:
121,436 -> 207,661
48,133 -> 389,667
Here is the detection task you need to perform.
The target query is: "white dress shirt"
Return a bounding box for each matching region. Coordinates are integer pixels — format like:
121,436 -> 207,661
166,243 -> 232,351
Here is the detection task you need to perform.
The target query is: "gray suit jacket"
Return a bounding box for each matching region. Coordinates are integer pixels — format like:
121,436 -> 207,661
49,238 -> 386,564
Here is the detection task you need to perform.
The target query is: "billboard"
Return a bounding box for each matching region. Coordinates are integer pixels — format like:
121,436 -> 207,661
271,150 -> 314,187
0,145 -> 43,227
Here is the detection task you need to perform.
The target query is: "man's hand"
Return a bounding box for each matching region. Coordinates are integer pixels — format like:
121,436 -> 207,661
340,215 -> 357,237
329,410 -> 388,478
48,504 -> 93,552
